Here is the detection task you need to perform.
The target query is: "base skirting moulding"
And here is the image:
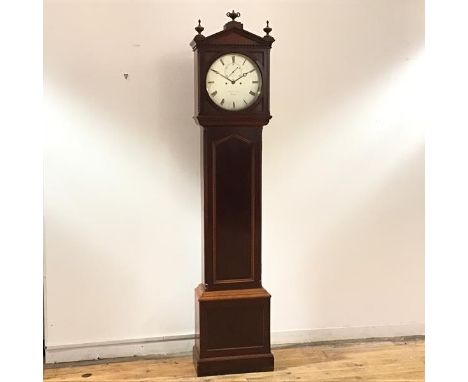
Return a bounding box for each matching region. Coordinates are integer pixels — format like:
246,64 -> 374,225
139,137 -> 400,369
44,323 -> 425,364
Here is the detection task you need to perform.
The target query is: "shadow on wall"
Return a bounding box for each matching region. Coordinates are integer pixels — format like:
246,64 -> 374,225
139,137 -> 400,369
261,0 -> 425,331
267,0 -> 425,159
153,52 -> 199,183
45,0 -> 425,210
44,0 -> 425,344
307,144 -> 424,327
44,2 -> 205,342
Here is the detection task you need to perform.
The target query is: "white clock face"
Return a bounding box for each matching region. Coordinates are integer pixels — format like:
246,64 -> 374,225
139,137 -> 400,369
206,53 -> 262,111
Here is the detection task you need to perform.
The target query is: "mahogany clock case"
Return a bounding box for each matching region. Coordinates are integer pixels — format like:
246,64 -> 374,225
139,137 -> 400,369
191,13 -> 275,377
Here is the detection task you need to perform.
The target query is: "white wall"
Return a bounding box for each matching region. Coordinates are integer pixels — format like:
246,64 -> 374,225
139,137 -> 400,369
44,0 -> 425,362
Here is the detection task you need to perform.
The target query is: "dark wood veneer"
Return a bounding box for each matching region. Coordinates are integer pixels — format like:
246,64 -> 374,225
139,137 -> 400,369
191,12 -> 275,377
203,126 -> 262,290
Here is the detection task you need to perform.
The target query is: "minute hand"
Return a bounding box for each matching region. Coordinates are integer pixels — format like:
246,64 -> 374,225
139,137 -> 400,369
233,68 -> 256,83
210,69 -> 233,82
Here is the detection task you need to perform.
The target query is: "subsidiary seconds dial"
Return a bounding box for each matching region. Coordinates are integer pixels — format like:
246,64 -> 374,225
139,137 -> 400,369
206,53 -> 262,111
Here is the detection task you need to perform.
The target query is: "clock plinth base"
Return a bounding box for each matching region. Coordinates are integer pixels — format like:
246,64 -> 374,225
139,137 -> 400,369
193,345 -> 274,377
193,284 -> 274,377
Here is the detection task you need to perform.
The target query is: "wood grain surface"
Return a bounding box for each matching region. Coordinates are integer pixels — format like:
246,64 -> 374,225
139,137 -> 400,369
44,338 -> 424,382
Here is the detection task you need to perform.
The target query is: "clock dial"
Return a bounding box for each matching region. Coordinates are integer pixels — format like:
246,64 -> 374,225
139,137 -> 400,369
206,53 -> 262,111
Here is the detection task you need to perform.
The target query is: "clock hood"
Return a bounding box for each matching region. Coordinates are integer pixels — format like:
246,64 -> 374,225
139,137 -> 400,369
190,14 -> 274,51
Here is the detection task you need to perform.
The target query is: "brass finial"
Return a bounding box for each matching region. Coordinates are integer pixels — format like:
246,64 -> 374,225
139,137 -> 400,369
263,20 -> 272,36
195,19 -> 204,35
226,10 -> 241,21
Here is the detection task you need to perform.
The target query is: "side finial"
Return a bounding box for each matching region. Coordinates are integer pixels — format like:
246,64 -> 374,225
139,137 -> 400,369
263,20 -> 272,36
193,19 -> 205,44
263,20 -> 274,45
195,19 -> 204,35
226,10 -> 241,21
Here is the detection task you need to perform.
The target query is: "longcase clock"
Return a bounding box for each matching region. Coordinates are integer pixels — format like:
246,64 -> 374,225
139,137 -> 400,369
190,11 -> 275,377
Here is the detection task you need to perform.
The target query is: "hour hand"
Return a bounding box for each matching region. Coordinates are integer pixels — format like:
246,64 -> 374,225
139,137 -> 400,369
210,69 -> 232,82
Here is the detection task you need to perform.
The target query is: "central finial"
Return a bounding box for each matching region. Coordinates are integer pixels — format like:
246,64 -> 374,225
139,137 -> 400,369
226,10 -> 240,21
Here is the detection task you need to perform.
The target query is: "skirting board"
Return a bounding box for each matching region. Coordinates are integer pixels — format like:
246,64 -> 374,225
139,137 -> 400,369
45,323 -> 424,364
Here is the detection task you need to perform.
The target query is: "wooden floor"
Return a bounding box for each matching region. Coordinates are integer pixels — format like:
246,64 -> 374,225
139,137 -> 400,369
44,338 -> 424,382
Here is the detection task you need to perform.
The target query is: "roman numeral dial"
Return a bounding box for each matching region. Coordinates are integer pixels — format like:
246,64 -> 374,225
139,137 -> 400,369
205,53 -> 262,111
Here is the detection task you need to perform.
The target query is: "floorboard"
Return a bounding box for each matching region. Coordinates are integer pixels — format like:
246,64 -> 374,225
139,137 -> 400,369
44,338 -> 424,382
